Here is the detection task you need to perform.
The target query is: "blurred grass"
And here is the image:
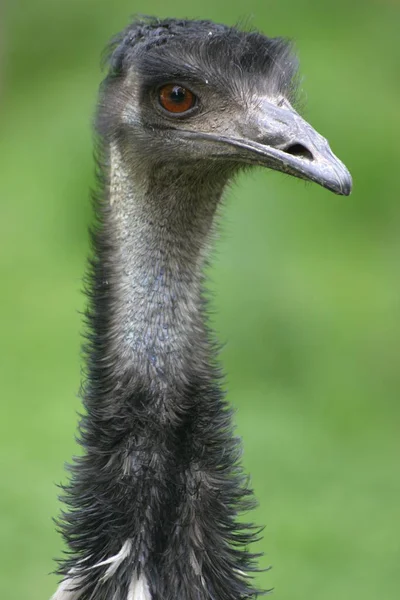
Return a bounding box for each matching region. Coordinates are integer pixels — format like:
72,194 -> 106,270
1,1 -> 399,599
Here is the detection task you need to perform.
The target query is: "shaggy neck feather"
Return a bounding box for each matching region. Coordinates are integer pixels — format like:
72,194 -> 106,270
55,142 -> 259,600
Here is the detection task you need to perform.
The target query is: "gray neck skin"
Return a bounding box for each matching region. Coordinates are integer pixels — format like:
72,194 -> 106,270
108,143 -> 230,397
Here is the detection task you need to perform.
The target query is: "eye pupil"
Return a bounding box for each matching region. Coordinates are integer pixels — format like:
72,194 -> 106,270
170,86 -> 186,103
159,84 -> 196,114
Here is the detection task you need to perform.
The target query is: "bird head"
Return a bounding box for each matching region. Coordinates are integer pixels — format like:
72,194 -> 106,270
98,18 -> 352,196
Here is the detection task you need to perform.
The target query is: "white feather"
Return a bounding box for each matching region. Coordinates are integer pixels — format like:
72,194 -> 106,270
51,541 -> 134,599
127,573 -> 151,600
89,539 -> 132,581
51,576 -> 84,600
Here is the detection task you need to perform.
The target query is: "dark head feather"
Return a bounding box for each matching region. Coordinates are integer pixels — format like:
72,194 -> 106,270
103,16 -> 299,104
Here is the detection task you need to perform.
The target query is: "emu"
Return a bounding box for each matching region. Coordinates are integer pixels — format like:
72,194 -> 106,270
52,17 -> 352,600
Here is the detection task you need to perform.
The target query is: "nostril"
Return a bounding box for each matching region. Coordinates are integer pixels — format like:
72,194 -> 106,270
284,143 -> 314,161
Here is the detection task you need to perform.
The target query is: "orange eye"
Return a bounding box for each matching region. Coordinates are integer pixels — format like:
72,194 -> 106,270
158,84 -> 196,114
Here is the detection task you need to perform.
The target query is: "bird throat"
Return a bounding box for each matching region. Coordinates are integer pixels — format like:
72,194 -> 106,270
108,142 -> 228,396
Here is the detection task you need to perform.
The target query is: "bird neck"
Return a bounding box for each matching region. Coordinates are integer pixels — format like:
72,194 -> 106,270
106,142 -> 226,395
57,142 -> 259,600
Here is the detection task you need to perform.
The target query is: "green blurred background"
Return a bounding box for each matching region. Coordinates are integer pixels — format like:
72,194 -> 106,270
1,0 -> 399,598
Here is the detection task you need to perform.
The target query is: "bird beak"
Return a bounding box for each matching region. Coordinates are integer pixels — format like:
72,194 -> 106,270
183,100 -> 352,196
234,99 -> 352,195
